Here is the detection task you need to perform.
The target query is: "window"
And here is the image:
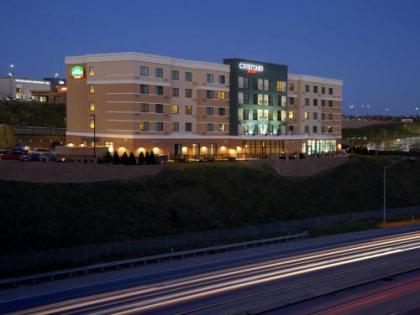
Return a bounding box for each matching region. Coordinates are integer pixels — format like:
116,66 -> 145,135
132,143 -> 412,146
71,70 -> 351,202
185,122 -> 192,132
328,100 -> 333,107
252,94 -> 258,105
289,83 -> 295,91
322,113 -> 326,120
206,123 -> 214,132
321,126 -> 326,133
304,111 -> 309,119
278,95 -> 287,106
253,110 -> 258,120
238,76 -> 244,88
185,88 -> 192,98
172,88 -> 179,97
218,91 -> 225,100
305,125 -> 310,133
155,122 -> 164,131
88,66 -> 95,76
329,87 -> 334,95
139,103 -> 149,112
329,113 -> 334,120
218,124 -> 226,132
206,90 -> 214,99
305,98 -> 310,106
206,107 -> 214,116
155,104 -> 163,113
328,125 -> 333,133
155,86 -> 163,95
219,107 -> 225,116
155,68 -> 163,77
305,85 -> 310,92
172,122 -> 179,132
268,110 -> 273,121
171,70 -> 179,80
140,84 -> 148,94
313,126 -> 318,133
89,119 -> 95,129
321,100 -> 326,107
171,104 -> 179,114
238,92 -> 244,104
89,85 -> 95,94
185,105 -> 192,115
139,121 -> 149,131
89,102 -> 95,112
206,73 -> 214,83
276,81 -> 286,92
243,77 -> 249,89
258,79 -> 263,90
243,109 -> 249,120
244,93 -> 249,104
313,112 -> 318,120
313,99 -> 318,106
313,86 -> 318,93
288,111 -> 294,119
185,72 -> 192,81
140,66 -> 149,76
219,75 -> 225,84
321,87 -> 326,94
289,97 -> 295,105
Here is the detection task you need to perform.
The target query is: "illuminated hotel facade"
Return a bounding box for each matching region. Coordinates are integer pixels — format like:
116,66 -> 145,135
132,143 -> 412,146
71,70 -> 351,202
65,52 -> 342,158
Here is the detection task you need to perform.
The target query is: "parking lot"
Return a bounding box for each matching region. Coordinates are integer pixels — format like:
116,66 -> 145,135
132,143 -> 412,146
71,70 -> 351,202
0,161 -> 163,183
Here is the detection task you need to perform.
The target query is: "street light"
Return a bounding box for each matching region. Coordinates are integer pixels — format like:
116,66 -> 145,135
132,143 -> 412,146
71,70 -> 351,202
89,114 -> 96,159
383,157 -> 416,223
8,64 -> 14,99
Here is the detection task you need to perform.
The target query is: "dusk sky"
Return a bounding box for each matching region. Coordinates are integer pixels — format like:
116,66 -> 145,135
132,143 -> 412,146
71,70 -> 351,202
1,0 -> 420,115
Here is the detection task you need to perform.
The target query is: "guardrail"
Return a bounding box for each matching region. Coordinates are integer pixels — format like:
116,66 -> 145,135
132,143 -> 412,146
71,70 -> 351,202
0,231 -> 307,289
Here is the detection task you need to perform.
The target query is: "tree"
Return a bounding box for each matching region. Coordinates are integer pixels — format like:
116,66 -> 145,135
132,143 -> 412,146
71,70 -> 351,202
103,150 -> 112,163
138,151 -> 145,165
121,152 -> 129,165
0,124 -> 15,149
149,150 -> 156,164
112,151 -> 120,164
128,152 -> 137,165
145,151 -> 150,164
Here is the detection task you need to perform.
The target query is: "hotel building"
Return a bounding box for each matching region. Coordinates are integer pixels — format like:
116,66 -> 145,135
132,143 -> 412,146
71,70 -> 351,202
65,52 -> 342,158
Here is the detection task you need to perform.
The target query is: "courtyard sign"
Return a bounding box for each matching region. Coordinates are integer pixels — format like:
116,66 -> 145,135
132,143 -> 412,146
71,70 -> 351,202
239,62 -> 264,74
71,65 -> 85,80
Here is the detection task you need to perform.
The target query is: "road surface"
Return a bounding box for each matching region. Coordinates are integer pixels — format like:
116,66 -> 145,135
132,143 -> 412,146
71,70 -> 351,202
2,228 -> 420,314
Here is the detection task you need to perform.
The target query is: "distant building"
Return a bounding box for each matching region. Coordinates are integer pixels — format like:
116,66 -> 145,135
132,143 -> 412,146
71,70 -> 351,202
31,78 -> 67,103
0,77 -> 51,100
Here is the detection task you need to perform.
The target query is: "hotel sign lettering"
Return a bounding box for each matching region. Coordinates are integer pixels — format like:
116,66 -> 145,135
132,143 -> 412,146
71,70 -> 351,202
71,65 -> 85,80
239,62 -> 264,74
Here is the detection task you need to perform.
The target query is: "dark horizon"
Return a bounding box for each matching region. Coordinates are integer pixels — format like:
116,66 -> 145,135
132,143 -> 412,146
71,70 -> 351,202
1,0 -> 420,115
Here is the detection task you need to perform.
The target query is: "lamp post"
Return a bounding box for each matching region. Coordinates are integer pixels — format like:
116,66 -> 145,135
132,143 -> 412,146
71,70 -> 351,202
89,114 -> 96,159
8,64 -> 14,99
383,158 -> 415,223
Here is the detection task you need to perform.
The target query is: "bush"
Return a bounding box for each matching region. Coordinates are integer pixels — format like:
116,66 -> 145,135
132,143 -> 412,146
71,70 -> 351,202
145,151 -> 150,164
121,152 -> 129,165
103,151 -> 112,163
112,151 -> 120,164
149,151 -> 156,164
128,152 -> 137,165
138,152 -> 145,165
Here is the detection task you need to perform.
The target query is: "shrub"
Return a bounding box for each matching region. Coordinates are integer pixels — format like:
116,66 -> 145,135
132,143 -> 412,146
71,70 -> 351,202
138,151 -> 145,165
128,152 -> 137,165
121,152 -> 129,165
145,151 -> 150,164
150,151 -> 156,164
112,151 -> 120,164
103,151 -> 112,163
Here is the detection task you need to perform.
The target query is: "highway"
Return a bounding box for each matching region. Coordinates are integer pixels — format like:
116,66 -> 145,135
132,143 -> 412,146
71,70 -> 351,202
2,229 -> 420,314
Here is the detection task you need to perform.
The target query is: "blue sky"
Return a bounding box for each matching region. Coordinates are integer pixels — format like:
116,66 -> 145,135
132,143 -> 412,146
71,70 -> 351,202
1,0 -> 420,114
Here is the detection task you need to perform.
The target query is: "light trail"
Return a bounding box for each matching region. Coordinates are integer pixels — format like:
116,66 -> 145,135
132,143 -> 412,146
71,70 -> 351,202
11,231 -> 420,315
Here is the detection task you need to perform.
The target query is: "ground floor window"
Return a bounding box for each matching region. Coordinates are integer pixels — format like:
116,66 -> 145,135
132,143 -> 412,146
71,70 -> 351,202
306,139 -> 336,155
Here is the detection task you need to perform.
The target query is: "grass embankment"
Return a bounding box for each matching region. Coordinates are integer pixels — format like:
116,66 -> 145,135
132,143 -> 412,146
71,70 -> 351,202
343,122 -> 420,142
0,100 -> 65,128
0,156 -> 419,254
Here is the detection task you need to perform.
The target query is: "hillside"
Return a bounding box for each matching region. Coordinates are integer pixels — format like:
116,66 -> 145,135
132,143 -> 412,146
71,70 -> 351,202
343,122 -> 420,142
0,156 -> 419,254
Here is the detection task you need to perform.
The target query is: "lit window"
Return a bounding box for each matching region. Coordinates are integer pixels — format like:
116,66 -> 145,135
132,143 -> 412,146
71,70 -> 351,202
139,121 -> 149,131
288,111 -> 294,119
89,102 -> 95,112
219,124 -> 226,132
185,105 -> 192,115
88,67 -> 95,76
218,91 -> 225,100
171,104 -> 179,114
89,119 -> 95,129
276,81 -> 286,92
304,111 -> 309,119
89,85 -> 95,94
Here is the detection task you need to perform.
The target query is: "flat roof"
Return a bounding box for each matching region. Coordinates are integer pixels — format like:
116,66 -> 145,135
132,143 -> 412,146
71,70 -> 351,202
288,74 -> 343,86
65,52 -> 230,72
